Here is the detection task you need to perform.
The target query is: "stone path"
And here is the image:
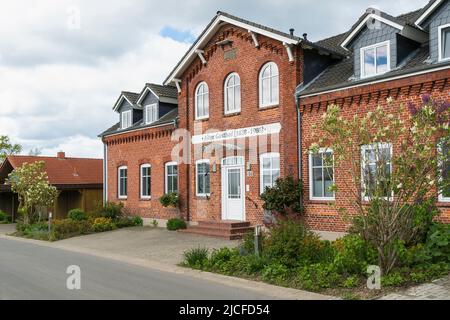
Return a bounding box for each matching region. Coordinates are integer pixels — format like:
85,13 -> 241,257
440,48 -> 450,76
380,276 -> 450,300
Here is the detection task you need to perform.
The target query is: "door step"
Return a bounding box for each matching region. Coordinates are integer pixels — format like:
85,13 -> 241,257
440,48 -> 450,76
179,221 -> 254,240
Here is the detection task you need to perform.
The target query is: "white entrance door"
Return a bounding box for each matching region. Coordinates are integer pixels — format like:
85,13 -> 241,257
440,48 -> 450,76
222,157 -> 245,221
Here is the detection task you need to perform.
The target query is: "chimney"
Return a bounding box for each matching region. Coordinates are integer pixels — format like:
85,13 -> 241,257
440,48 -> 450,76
57,151 -> 65,159
303,33 -> 308,41
289,28 -> 295,36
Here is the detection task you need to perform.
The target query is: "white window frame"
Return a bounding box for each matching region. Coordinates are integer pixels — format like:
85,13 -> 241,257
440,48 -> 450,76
309,148 -> 335,201
144,103 -> 158,124
118,166 -> 128,199
196,159 -> 211,197
438,142 -> 450,202
195,82 -> 209,120
259,153 -> 281,195
438,23 -> 450,62
121,110 -> 132,129
361,143 -> 393,201
165,162 -> 178,194
360,41 -> 391,79
224,72 -> 241,114
140,164 -> 151,199
259,62 -> 279,108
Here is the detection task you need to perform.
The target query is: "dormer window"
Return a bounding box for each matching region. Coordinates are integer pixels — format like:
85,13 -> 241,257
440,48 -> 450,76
360,41 -> 390,78
145,103 -> 158,124
438,24 -> 450,62
121,110 -> 132,129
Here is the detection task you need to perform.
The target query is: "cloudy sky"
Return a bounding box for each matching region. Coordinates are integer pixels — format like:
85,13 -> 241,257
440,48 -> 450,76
0,0 -> 427,158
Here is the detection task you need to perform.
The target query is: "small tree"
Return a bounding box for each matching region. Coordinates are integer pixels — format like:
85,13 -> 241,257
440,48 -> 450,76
0,135 -> 22,162
6,161 -> 58,225
311,95 -> 449,274
261,176 -> 303,216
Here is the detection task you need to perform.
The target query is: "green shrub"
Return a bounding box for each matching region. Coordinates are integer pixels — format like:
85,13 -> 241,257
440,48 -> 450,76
16,222 -> 49,240
132,216 -> 143,226
206,247 -> 238,270
240,254 -> 268,275
381,272 -> 407,287
296,263 -> 342,291
115,216 -> 143,228
332,234 -> 377,275
152,219 -> 159,227
264,218 -> 334,268
166,218 -> 187,231
0,210 -> 8,222
90,217 -> 117,233
160,193 -> 179,208
68,208 -> 88,221
342,276 -> 360,288
183,247 -> 209,268
261,263 -> 289,283
91,201 -> 123,219
424,223 -> 450,263
260,176 -> 303,215
50,219 -> 91,241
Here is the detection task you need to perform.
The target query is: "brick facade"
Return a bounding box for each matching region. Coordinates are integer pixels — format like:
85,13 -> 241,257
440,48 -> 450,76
299,68 -> 450,232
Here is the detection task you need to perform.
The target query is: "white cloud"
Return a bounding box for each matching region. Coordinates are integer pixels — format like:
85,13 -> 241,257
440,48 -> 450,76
0,0 -> 427,158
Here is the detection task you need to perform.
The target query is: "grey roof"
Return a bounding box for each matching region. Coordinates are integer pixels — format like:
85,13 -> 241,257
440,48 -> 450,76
99,108 -> 178,137
297,5 -> 443,97
122,91 -> 140,104
145,83 -> 178,99
414,0 -> 443,25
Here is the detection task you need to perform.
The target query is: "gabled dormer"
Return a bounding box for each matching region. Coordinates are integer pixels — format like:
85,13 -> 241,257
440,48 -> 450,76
340,8 -> 427,79
414,0 -> 450,63
113,91 -> 142,130
136,83 -> 178,126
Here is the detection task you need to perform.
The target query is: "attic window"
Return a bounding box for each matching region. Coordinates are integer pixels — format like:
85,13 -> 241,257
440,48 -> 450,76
145,104 -> 158,124
360,41 -> 390,78
121,110 -> 132,129
438,24 -> 450,62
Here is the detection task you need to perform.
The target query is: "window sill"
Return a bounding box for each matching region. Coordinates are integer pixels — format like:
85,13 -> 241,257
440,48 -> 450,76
307,199 -> 335,205
118,197 -> 128,200
195,195 -> 211,200
223,112 -> 241,118
140,197 -> 152,201
259,104 -> 279,111
195,117 -> 209,122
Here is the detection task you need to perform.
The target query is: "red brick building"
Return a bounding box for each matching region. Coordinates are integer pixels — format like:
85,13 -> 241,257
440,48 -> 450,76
102,1 -> 450,235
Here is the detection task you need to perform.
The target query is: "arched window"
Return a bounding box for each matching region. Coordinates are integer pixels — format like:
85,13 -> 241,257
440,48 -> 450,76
224,73 -> 241,114
259,62 -> 279,108
195,82 -> 209,120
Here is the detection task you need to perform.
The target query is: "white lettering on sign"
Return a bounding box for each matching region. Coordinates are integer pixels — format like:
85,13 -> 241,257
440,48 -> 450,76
192,123 -> 281,145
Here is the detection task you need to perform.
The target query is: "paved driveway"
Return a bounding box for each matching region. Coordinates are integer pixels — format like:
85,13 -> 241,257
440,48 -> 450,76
0,224 -> 15,236
53,227 -> 238,265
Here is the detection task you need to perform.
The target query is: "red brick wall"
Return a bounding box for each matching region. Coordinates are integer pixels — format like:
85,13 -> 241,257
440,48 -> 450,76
300,68 -> 450,232
176,24 -> 302,224
103,125 -> 181,220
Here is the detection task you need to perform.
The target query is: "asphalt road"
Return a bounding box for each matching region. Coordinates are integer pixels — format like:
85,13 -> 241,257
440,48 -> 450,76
0,238 -> 276,300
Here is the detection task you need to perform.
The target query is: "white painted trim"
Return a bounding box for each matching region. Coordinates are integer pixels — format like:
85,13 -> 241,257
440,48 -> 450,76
136,86 -> 159,106
360,41 -> 391,79
164,13 -> 299,85
259,62 -> 280,108
118,166 -> 128,199
113,95 -> 135,112
438,142 -> 450,202
195,49 -> 207,65
140,164 -> 152,200
195,82 -> 209,120
249,30 -> 259,47
121,110 -> 132,129
360,143 -> 393,202
283,42 -> 294,62
174,79 -> 182,93
299,64 -> 450,98
438,23 -> 450,62
259,153 -> 280,195
144,103 -> 159,124
308,148 -> 335,201
102,121 -> 175,138
224,72 -> 241,115
221,156 -> 246,221
341,13 -> 403,49
165,161 -> 178,194
195,159 -> 211,197
415,0 -> 444,26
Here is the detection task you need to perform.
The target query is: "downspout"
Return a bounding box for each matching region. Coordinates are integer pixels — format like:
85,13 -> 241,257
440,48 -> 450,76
296,95 -> 302,180
185,79 -> 191,223
103,141 -> 108,204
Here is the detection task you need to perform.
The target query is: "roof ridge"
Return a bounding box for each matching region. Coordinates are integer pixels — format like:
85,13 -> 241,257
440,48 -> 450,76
8,154 -> 102,161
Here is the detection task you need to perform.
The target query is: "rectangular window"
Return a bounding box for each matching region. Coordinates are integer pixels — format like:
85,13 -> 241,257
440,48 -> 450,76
439,141 -> 450,202
165,162 -> 178,194
196,160 -> 210,196
439,24 -> 450,61
309,149 -> 335,200
121,110 -> 132,129
140,164 -> 151,199
260,153 -> 280,194
361,41 -> 390,78
361,143 -> 392,200
145,104 -> 158,124
118,166 -> 127,198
